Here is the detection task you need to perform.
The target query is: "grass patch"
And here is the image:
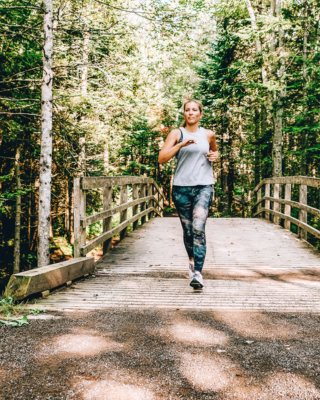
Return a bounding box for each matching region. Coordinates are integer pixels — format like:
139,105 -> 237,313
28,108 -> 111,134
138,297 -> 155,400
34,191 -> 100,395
0,297 -> 46,317
0,297 -> 28,316
0,315 -> 29,327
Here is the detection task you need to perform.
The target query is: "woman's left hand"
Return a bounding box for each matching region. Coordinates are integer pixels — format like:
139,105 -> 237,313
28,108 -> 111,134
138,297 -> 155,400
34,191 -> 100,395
206,150 -> 219,162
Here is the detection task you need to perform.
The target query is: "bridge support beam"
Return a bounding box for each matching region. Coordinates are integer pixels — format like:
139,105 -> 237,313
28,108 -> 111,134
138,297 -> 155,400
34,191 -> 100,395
119,184 -> 128,240
273,183 -> 280,225
257,188 -> 262,216
284,183 -> 291,231
140,183 -> 147,226
299,184 -> 308,240
265,183 -> 270,220
132,183 -> 139,231
103,186 -> 112,255
147,183 -> 153,220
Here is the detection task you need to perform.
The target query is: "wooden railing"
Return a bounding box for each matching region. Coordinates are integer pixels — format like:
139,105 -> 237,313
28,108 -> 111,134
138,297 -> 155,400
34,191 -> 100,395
253,176 -> 320,240
73,176 -> 166,257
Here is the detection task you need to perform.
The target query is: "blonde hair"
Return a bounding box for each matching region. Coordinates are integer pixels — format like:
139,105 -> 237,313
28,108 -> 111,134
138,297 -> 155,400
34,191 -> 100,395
180,99 -> 203,127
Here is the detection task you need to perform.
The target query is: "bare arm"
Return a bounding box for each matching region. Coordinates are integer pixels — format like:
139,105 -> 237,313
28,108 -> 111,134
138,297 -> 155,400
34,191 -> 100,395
158,129 -> 197,164
206,129 -> 219,162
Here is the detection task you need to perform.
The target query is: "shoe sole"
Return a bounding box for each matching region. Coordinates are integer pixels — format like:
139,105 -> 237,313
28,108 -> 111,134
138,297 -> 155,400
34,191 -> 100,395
190,279 -> 203,289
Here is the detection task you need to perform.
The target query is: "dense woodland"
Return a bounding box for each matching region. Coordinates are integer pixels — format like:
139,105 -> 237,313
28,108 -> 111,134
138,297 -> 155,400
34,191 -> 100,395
0,0 -> 319,287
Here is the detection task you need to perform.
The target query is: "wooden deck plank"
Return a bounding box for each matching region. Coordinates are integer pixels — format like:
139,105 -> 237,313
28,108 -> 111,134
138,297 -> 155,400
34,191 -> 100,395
34,218 -> 320,311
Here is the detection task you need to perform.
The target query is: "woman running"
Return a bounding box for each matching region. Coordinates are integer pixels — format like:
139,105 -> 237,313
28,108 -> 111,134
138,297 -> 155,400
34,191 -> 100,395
158,100 -> 219,289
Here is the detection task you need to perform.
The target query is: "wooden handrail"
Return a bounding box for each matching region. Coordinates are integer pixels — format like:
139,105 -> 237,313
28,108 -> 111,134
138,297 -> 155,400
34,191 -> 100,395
253,208 -> 320,239
81,175 -> 165,199
82,206 -> 160,255
74,176 -> 167,257
254,176 -> 320,192
81,195 -> 163,228
253,176 -> 319,241
253,197 -> 320,219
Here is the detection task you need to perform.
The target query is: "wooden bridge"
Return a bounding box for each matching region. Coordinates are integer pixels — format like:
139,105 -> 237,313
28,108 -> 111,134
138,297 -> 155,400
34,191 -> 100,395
6,176 -> 320,311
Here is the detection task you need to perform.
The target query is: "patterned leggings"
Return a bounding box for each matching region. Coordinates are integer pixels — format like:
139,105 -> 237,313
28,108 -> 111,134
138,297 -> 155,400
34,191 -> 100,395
172,185 -> 214,273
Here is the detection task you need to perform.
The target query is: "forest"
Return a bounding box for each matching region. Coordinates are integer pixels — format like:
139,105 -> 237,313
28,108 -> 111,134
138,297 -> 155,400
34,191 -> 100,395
0,0 -> 319,291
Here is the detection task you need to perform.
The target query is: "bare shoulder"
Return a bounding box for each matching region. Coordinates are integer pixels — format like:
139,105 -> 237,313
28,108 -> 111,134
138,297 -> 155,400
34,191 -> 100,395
171,128 -> 181,136
169,128 -> 181,143
205,128 -> 215,138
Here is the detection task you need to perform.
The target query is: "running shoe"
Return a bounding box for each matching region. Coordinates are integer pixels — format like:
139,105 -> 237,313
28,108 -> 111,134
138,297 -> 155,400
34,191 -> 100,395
190,271 -> 203,289
189,260 -> 195,278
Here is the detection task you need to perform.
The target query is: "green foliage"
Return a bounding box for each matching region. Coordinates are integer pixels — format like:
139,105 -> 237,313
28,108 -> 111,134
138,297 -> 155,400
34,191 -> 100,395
1,0 -> 320,271
0,297 -> 27,316
0,314 -> 29,327
28,308 -> 46,315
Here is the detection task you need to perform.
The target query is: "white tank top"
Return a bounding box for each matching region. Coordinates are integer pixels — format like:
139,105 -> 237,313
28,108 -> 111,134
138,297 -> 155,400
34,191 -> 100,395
173,127 -> 215,186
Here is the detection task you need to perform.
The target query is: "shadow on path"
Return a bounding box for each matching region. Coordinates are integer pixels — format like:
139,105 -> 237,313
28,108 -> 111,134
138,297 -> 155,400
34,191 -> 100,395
1,309 -> 320,399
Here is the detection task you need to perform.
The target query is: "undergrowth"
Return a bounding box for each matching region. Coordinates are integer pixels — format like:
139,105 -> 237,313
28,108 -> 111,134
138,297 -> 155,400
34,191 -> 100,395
0,297 -> 28,316
0,297 -> 46,327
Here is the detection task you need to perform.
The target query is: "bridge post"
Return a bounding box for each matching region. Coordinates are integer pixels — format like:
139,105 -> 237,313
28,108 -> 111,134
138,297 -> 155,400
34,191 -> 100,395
155,185 -> 163,217
147,183 -> 153,220
265,183 -> 270,220
103,186 -> 112,255
160,188 -> 164,217
132,183 -> 139,231
140,183 -> 147,226
273,183 -> 280,224
74,178 -> 86,258
257,188 -> 262,217
284,183 -> 291,231
299,184 -> 307,240
119,184 -> 128,240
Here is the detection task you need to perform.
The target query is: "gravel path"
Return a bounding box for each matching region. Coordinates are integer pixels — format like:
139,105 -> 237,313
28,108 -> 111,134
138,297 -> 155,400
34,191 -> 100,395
1,310 -> 320,399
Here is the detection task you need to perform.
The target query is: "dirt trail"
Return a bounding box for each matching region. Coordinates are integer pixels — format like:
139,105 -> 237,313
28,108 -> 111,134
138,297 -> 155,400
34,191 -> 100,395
1,310 -> 320,399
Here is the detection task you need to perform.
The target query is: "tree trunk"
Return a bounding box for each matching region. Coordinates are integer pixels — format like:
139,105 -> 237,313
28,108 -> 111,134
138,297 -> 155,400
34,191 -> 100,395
254,108 -> 261,186
79,136 -> 86,176
81,22 -> 89,95
70,184 -> 74,245
104,141 -> 109,175
300,13 -> 309,176
78,16 -> 89,177
13,146 -> 22,274
272,0 -> 285,177
28,162 -> 33,250
170,173 -> 173,207
38,0 -> 53,268
244,0 -> 267,84
260,104 -> 267,176
272,94 -> 283,177
227,129 -> 235,216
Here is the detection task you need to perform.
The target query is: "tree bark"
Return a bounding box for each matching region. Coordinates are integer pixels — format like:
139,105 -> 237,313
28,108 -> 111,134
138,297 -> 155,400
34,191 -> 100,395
81,22 -> 89,95
38,0 -> 53,268
245,0 -> 285,178
227,128 -> 235,216
272,93 -> 283,177
13,146 -> 22,274
79,136 -> 86,175
254,108 -> 261,186
28,161 -> 33,250
104,141 -> 109,175
301,12 -> 309,176
79,16 -> 89,176
244,0 -> 267,84
272,0 -> 285,177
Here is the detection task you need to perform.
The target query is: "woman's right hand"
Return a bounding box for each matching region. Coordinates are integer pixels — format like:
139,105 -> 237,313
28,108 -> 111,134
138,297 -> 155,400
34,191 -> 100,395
180,138 -> 197,147
158,129 -> 197,164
